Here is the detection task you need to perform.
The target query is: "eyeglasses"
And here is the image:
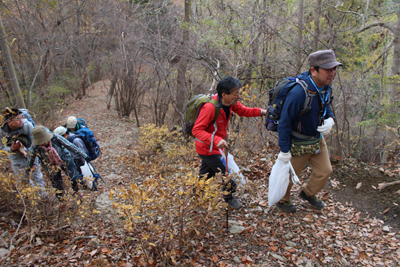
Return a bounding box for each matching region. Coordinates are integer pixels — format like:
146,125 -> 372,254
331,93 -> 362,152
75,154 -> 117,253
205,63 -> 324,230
232,90 -> 241,97
8,116 -> 23,122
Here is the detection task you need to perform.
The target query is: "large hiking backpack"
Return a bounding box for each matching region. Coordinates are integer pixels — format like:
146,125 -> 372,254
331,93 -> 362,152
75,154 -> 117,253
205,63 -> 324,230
265,77 -> 313,132
76,118 -> 87,128
19,109 -> 36,127
70,127 -> 101,160
183,94 -> 220,137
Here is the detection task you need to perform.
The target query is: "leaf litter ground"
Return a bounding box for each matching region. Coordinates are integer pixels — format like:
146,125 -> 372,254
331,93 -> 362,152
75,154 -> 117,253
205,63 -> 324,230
1,81 -> 400,266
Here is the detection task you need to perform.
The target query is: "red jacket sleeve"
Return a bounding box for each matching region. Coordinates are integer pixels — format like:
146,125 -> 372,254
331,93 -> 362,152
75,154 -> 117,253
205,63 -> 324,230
192,103 -> 223,147
231,101 -> 263,117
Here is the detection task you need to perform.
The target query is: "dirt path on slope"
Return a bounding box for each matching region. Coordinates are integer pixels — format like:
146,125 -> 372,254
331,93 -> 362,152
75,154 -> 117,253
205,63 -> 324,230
54,81 -> 140,200
329,160 -> 400,231
18,81 -> 398,266
56,81 -> 400,231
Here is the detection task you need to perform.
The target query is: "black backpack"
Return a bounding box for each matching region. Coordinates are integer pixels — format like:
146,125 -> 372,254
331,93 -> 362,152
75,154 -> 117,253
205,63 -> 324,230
265,77 -> 315,132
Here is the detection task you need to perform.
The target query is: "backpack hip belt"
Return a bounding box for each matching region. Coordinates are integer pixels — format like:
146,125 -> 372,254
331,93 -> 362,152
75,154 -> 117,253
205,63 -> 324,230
291,131 -> 320,140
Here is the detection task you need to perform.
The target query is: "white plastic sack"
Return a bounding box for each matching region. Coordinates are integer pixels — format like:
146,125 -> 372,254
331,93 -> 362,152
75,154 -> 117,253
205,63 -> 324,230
268,159 -> 290,207
227,153 -> 246,189
80,161 -> 94,189
219,149 -> 246,189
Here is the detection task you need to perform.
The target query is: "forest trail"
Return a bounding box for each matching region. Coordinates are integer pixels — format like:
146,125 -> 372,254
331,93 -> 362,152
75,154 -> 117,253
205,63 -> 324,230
9,81 -> 398,266
51,80 -> 143,219
61,80 -> 400,231
54,80 -> 140,195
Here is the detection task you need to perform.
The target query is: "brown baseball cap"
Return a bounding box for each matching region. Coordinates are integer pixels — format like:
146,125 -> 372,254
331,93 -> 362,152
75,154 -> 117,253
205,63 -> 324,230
308,49 -> 343,69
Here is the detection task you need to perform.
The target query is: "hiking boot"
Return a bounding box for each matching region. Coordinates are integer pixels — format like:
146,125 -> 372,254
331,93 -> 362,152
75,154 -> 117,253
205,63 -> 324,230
299,190 -> 325,209
276,201 -> 297,213
224,196 -> 243,210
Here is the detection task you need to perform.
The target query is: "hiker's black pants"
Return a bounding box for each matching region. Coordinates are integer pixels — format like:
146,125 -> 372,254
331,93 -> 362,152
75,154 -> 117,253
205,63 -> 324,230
50,169 -> 63,199
48,161 -> 80,198
198,154 -> 237,199
74,158 -> 85,175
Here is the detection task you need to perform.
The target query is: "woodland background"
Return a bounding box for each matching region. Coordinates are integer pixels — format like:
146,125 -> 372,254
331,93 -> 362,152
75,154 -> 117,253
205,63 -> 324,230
1,0 -> 400,163
1,1 -> 400,266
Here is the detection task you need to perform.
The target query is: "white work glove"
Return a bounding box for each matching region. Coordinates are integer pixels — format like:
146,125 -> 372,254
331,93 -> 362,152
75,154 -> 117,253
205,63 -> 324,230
278,151 -> 291,164
317,117 -> 335,136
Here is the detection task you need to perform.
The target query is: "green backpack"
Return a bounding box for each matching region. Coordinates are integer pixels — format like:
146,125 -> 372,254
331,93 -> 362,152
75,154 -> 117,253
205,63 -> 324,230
183,94 -> 220,137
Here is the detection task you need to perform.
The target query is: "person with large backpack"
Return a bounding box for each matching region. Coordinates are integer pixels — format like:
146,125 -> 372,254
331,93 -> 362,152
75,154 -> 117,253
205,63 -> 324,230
64,116 -> 101,161
192,76 -> 267,210
26,126 -> 91,200
274,50 -> 342,213
0,108 -> 45,193
53,126 -> 89,173
65,116 -> 86,133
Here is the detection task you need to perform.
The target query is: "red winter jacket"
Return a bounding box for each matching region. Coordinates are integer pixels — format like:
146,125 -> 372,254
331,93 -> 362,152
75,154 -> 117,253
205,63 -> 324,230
192,94 -> 263,155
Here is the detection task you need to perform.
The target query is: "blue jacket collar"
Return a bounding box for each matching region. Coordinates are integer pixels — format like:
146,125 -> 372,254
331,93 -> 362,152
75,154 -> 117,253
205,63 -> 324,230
298,70 -> 330,92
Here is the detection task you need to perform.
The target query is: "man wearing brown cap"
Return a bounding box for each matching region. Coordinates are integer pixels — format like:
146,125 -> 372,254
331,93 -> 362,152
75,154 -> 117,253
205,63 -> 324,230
276,49 -> 342,212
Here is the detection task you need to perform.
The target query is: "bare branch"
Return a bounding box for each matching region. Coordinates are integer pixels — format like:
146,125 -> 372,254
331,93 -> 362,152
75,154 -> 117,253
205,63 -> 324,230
362,40 -> 394,74
334,5 -> 363,18
358,22 -> 395,33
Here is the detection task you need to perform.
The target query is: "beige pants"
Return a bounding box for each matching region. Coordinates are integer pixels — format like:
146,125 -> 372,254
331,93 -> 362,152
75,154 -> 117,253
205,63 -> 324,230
280,137 -> 332,202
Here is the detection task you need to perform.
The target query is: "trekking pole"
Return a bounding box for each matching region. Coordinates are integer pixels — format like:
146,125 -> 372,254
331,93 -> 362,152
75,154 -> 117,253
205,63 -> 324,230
225,207 -> 230,232
224,147 -> 229,173
224,147 -> 230,232
218,146 -> 231,232
88,162 -> 106,184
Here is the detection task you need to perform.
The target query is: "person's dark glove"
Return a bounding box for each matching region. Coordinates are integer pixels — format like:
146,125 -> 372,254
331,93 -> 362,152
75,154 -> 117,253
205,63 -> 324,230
85,156 -> 91,163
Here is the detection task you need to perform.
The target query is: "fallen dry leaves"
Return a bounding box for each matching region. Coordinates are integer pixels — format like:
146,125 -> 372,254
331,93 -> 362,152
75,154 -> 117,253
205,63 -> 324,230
1,82 -> 399,266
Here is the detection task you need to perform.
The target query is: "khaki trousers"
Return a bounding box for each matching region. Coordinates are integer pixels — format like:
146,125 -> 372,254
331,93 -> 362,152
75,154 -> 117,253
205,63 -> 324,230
280,137 -> 332,202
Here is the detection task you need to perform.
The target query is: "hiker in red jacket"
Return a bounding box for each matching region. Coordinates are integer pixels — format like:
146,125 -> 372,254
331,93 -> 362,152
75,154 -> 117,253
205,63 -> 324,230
192,76 -> 267,209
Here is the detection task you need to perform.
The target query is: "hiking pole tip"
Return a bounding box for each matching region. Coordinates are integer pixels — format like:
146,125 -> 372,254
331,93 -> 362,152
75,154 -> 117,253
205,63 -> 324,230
225,207 -> 230,232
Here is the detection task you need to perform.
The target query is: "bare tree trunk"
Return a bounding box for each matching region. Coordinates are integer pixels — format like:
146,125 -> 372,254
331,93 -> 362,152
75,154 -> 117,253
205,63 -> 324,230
244,2 -> 260,87
107,76 -> 117,110
382,2 -> 400,163
0,15 -> 25,108
0,59 -> 13,105
42,49 -> 51,88
313,0 -> 322,51
94,59 -> 101,83
0,80 -> 11,106
76,67 -> 88,100
390,5 -> 400,103
296,0 -> 304,74
173,0 -> 191,126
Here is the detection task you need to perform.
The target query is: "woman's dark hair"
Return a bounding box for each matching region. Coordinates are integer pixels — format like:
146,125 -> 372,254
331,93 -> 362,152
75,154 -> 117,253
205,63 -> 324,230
216,76 -> 242,99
